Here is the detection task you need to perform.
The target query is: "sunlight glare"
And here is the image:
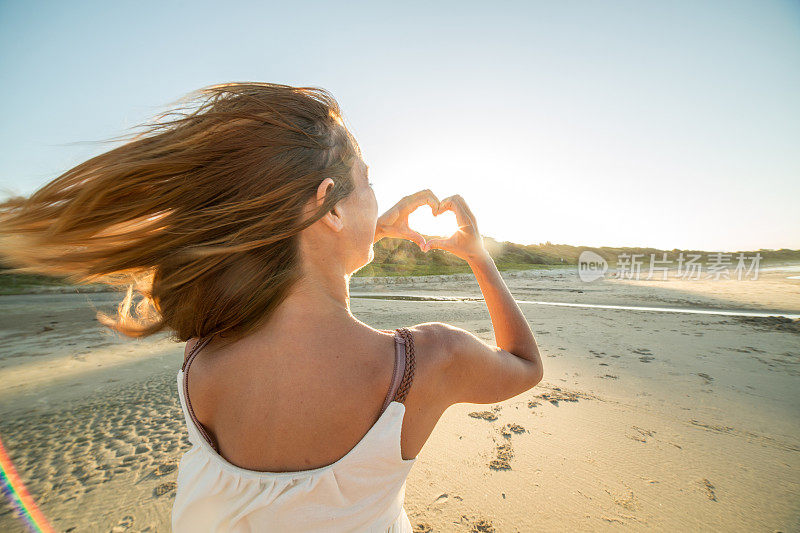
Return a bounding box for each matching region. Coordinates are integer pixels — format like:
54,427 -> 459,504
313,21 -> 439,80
408,205 -> 459,238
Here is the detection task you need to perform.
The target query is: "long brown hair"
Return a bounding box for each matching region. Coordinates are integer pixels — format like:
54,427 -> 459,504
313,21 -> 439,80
0,82 -> 361,344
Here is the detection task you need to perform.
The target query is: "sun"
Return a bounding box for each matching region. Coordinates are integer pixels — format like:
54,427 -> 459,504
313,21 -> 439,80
407,205 -> 459,238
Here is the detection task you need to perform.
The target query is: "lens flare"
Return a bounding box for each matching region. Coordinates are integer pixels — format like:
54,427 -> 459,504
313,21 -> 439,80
0,435 -> 55,533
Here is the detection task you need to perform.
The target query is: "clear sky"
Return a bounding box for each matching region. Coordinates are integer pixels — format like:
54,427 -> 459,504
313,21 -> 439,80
1,0 -> 798,251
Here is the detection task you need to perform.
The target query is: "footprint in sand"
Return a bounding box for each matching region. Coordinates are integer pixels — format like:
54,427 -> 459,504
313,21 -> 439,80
534,388 -> 581,406
154,481 -> 177,497
488,420 -> 530,470
110,514 -> 134,532
153,461 -> 177,476
0,371 -> 191,520
627,426 -> 655,443
697,373 -> 714,385
500,423 -> 526,438
489,441 -> 514,471
432,492 -> 463,505
470,518 -> 497,532
690,419 -> 733,434
611,490 -> 638,511
699,478 -> 718,501
468,411 -> 498,421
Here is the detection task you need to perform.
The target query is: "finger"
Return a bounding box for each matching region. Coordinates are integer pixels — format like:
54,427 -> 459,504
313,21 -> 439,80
401,228 -> 428,250
453,195 -> 476,222
423,236 -> 455,252
451,195 -> 477,229
399,189 -> 440,216
436,196 -> 471,228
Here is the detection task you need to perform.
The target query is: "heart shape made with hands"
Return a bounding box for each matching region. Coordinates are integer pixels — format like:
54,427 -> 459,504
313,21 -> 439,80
407,205 -> 459,239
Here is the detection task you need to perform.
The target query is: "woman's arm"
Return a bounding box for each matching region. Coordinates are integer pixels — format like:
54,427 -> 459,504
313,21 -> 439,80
467,250 -> 541,369
423,195 -> 543,405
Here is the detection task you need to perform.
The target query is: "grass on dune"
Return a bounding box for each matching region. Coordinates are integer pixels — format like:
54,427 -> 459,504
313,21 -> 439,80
1,236 -> 798,295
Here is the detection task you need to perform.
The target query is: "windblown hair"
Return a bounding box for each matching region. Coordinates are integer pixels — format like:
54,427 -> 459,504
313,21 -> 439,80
0,82 -> 361,343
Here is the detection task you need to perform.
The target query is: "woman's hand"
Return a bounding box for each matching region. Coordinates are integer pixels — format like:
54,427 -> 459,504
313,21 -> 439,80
374,189 -> 440,250
422,195 -> 487,262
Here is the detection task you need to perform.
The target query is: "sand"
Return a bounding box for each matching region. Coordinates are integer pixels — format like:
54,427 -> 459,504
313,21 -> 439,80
0,267 -> 798,532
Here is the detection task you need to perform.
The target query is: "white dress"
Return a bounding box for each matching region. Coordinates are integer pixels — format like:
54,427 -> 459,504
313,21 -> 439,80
171,329 -> 417,532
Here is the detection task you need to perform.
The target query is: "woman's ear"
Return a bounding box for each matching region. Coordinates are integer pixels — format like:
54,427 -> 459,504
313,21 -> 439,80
316,177 -> 344,232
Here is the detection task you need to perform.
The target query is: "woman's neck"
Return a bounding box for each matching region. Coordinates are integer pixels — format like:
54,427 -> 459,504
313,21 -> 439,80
261,266 -> 358,335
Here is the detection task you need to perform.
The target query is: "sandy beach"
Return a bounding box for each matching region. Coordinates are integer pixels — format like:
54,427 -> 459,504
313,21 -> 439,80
1,267 -> 798,532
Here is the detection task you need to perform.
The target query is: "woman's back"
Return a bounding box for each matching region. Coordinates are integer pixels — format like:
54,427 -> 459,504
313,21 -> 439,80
173,325 -> 428,532
181,318 -> 444,472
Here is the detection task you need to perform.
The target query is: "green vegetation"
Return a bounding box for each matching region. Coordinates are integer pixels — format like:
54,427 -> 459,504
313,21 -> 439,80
353,236 -> 573,278
2,236 -> 799,294
355,237 -> 800,277
0,272 -> 79,295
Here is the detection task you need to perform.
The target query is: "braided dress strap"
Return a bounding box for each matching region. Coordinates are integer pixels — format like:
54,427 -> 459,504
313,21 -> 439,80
393,327 -> 416,403
181,335 -> 220,452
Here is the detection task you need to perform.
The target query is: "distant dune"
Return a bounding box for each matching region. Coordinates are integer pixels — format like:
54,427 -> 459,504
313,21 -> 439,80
1,236 -> 799,294
357,237 -> 800,277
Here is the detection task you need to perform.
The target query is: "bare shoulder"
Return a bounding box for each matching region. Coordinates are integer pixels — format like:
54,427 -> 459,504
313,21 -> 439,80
401,322 -> 471,408
395,322 -> 467,456
406,321 -> 474,365
404,321 -> 460,368
182,338 -> 223,424
406,321 -> 542,406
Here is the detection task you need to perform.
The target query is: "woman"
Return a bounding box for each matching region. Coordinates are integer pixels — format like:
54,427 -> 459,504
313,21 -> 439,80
0,82 -> 543,531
